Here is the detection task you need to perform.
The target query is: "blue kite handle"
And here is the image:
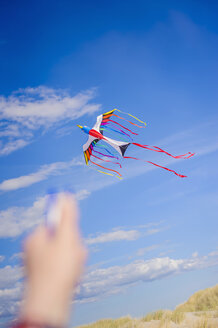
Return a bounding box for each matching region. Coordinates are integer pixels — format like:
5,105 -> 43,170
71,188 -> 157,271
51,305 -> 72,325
45,190 -> 72,230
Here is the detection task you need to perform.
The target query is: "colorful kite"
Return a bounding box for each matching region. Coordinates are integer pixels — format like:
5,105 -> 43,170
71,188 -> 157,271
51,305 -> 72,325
77,109 -> 194,179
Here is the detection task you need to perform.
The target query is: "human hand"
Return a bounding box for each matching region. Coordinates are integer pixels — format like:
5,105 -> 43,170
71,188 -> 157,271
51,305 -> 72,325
21,194 -> 87,327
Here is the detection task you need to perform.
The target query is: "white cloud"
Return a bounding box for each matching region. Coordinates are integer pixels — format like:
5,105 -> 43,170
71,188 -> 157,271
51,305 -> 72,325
84,223 -> 168,246
0,256 -> 5,263
0,159 -> 83,191
0,86 -> 100,155
76,252 -> 218,303
0,266 -> 23,289
145,228 -> 161,235
86,229 -> 140,245
144,227 -> 169,236
9,253 -> 23,262
0,193 -> 166,240
0,265 -> 23,321
136,245 -> 160,257
192,252 -> 199,258
0,139 -> 29,156
208,249 -> 218,257
0,189 -> 91,238
75,189 -> 91,201
0,197 -> 45,238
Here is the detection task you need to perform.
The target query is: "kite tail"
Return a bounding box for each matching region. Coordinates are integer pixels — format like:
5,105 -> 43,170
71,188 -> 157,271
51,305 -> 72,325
87,163 -> 121,179
91,154 -> 122,168
93,143 -> 117,157
132,143 -> 195,159
147,161 -> 187,178
90,159 -> 122,178
123,156 -> 187,178
92,148 -> 120,161
100,126 -> 131,142
108,119 -> 138,135
114,109 -> 147,127
96,169 -> 118,178
101,122 -> 133,140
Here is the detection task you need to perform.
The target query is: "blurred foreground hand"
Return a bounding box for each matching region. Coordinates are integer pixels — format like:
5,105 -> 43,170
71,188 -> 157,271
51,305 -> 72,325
21,194 -> 87,327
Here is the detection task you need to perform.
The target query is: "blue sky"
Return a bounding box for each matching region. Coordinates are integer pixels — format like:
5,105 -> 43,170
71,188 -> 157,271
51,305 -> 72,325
0,0 -> 218,326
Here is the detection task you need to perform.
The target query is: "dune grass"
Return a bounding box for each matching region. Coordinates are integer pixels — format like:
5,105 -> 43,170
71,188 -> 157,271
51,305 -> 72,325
195,311 -> 218,319
76,310 -> 218,328
176,285 -> 218,312
142,310 -> 164,322
170,310 -> 185,324
77,316 -> 144,328
192,317 -> 218,328
158,311 -> 172,328
142,309 -> 185,325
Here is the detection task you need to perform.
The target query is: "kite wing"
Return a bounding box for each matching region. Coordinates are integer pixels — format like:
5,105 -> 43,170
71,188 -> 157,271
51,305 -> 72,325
82,110 -> 117,165
83,135 -> 99,165
99,109 -> 116,128
93,110 -> 116,134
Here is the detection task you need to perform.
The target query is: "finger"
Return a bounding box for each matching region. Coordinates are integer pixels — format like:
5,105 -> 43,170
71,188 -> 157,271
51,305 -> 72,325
24,225 -> 48,252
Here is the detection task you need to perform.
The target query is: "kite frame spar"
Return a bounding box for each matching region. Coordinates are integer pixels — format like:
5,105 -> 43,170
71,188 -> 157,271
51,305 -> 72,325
79,109 -> 194,179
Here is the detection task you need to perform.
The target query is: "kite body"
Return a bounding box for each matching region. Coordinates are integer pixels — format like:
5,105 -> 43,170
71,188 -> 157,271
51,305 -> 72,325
78,112 -> 131,159
77,109 -> 194,178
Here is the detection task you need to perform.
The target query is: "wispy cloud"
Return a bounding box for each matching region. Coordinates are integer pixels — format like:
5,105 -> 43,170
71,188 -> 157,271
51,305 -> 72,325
136,245 -> 160,257
0,139 -> 29,156
0,86 -> 100,155
86,229 -> 140,245
75,189 -> 91,201
76,251 -> 218,303
0,195 -> 164,239
0,265 -> 23,321
0,189 -> 90,238
145,228 -> 165,235
85,224 -> 166,246
0,197 -> 45,238
0,266 -> 23,290
0,159 -> 83,192
9,253 -> 23,262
